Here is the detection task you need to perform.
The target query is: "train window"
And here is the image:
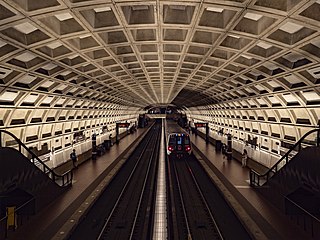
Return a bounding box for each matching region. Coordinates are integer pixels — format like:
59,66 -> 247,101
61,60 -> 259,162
185,137 -> 190,145
177,137 -> 182,145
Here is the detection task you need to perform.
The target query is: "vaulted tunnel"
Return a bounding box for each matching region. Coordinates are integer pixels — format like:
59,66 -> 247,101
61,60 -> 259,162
0,0 -> 319,166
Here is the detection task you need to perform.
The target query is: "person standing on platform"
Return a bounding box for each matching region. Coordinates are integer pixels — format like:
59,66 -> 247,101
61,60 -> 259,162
109,134 -> 113,146
242,149 -> 248,167
92,133 -> 97,160
70,149 -> 78,169
222,144 -> 226,159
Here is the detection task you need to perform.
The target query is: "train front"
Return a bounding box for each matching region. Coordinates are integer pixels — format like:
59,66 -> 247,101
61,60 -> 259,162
167,133 -> 192,158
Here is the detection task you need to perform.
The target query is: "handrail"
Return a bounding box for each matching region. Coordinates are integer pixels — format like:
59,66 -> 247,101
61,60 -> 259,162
0,129 -> 73,187
285,196 -> 320,238
250,128 -> 320,186
285,196 -> 320,223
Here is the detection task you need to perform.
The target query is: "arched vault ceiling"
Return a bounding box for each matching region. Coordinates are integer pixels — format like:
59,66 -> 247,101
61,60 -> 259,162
0,0 -> 320,109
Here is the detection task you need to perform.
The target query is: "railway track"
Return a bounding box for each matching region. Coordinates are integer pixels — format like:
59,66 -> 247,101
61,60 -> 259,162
69,123 -> 161,240
167,154 -> 251,240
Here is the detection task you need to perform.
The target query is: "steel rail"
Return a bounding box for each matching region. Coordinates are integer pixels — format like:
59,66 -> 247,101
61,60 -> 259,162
129,128 -> 161,239
166,150 -> 180,239
97,131 -> 154,239
184,158 -> 224,240
171,158 -> 192,240
97,128 -> 158,240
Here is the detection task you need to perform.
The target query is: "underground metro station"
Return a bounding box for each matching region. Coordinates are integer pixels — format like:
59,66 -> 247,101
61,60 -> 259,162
0,0 -> 320,239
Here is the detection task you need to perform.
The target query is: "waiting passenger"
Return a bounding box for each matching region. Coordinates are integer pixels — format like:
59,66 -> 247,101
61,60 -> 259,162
242,149 -> 248,167
222,144 -> 226,157
109,134 -> 113,146
70,149 -> 78,169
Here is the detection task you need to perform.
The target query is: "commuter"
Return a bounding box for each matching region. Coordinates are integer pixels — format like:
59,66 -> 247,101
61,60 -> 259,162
222,144 -> 227,158
242,149 -> 248,167
109,134 -> 113,146
70,149 -> 78,169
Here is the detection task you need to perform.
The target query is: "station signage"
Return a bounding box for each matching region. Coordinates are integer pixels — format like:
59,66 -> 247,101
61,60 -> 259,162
117,122 -> 130,128
195,122 -> 207,128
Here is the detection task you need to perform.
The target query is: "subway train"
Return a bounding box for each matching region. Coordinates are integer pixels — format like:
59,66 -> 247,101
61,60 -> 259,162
166,120 -> 192,157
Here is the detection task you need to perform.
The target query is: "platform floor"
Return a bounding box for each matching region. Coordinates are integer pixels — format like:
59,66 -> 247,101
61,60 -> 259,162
10,127 -> 148,240
190,133 -> 312,240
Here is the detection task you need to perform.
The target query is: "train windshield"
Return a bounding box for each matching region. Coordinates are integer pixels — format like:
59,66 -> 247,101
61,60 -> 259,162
169,136 -> 176,145
169,134 -> 189,146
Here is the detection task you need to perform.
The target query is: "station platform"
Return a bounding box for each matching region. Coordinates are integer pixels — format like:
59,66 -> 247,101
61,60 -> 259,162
8,123 -> 312,240
10,127 -> 150,240
190,133 -> 312,240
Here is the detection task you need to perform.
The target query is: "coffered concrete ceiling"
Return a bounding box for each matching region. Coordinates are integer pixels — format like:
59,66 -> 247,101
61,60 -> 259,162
0,0 -> 320,109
